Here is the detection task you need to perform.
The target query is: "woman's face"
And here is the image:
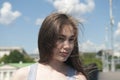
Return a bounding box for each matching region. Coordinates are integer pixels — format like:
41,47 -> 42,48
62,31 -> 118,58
52,24 -> 76,62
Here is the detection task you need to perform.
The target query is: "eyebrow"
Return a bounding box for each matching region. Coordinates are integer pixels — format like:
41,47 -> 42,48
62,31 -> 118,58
58,34 -> 75,38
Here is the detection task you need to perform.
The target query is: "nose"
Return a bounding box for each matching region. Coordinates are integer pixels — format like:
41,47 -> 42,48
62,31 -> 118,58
63,40 -> 70,50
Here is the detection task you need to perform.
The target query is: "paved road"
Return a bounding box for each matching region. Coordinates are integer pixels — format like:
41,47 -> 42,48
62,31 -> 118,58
98,72 -> 120,80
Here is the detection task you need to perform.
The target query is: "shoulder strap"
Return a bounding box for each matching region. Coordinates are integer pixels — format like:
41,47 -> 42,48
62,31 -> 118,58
67,67 -> 76,80
27,63 -> 38,80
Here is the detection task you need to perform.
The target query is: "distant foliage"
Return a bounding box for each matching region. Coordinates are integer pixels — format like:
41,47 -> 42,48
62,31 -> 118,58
0,54 -> 9,63
23,55 -> 35,62
9,50 -> 24,63
81,52 -> 102,70
0,50 -> 35,63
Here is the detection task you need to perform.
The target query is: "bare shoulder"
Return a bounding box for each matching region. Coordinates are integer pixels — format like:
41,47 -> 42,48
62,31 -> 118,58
11,66 -> 30,80
75,72 -> 87,80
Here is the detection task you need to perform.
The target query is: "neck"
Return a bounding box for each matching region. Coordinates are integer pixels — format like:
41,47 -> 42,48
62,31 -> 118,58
46,60 -> 67,74
50,60 -> 65,69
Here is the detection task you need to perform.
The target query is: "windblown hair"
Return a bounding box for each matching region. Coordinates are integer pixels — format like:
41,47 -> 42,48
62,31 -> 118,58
38,12 -> 87,79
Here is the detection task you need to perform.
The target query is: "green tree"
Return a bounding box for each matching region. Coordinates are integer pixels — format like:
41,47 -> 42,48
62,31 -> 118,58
23,55 -> 35,63
0,50 -> 35,63
8,50 -> 24,63
0,54 -> 9,63
81,52 -> 102,70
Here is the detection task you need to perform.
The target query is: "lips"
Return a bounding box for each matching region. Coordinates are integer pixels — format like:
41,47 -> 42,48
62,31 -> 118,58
61,52 -> 69,57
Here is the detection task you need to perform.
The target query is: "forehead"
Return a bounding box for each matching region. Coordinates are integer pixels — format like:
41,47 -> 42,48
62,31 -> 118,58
59,25 -> 74,36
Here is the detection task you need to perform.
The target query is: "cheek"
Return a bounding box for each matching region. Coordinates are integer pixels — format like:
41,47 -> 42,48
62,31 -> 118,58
71,43 -> 75,49
55,42 -> 63,49
53,45 -> 61,55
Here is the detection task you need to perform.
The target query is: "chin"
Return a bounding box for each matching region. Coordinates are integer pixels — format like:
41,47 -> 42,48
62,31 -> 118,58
60,57 -> 68,62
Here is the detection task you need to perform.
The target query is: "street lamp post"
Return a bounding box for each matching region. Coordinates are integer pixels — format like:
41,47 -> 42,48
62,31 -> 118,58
109,0 -> 115,72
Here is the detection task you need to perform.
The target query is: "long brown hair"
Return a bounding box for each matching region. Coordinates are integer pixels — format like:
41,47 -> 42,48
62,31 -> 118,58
38,12 -> 87,78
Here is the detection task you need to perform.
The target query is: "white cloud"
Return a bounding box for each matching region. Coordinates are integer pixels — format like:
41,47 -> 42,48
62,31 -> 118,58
79,39 -> 120,56
115,22 -> 120,38
114,51 -> 120,57
114,43 -> 120,51
114,22 -> 120,51
79,40 -> 105,52
35,18 -> 44,26
79,40 -> 96,52
49,0 -> 95,16
0,2 -> 21,25
33,48 -> 39,54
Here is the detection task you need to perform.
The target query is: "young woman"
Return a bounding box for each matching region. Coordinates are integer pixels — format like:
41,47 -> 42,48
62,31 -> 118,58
12,12 -> 87,80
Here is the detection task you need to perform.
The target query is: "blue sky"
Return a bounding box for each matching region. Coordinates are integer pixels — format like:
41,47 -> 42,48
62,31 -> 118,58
0,0 -> 120,54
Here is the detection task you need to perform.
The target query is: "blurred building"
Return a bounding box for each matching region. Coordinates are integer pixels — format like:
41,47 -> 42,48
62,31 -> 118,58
97,49 -> 120,58
0,63 -> 34,80
0,47 -> 27,58
29,53 -> 39,62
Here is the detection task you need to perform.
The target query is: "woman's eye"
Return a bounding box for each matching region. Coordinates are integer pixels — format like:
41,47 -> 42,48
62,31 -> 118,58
58,37 -> 65,41
69,38 -> 75,42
